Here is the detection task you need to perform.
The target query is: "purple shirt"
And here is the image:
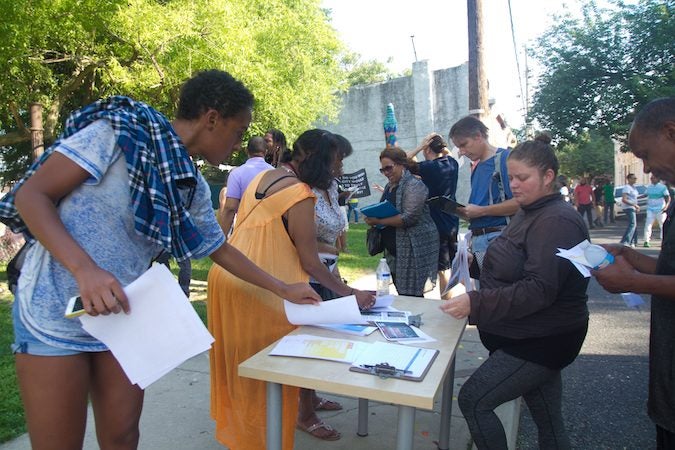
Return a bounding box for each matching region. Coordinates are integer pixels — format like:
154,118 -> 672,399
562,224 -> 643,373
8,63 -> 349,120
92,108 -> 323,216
226,157 -> 273,200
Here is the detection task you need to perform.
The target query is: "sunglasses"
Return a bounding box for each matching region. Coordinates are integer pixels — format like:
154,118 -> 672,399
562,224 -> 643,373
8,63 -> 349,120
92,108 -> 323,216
379,164 -> 396,174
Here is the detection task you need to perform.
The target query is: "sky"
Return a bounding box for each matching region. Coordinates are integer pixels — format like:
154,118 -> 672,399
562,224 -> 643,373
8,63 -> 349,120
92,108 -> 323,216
321,0 -> 569,129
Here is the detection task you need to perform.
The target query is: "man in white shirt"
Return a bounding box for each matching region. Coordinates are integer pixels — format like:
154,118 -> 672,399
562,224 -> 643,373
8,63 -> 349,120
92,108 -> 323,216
644,173 -> 671,247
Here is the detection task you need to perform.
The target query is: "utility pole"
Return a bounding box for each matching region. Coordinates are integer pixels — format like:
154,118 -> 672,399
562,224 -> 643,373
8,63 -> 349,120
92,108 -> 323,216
524,45 -> 533,138
30,103 -> 44,160
467,0 -> 488,119
410,35 -> 418,62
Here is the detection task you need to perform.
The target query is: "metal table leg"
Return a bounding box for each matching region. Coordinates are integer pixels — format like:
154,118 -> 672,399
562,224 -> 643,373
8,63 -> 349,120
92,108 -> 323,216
396,405 -> 416,450
357,397 -> 369,436
266,382 -> 282,450
438,355 -> 456,450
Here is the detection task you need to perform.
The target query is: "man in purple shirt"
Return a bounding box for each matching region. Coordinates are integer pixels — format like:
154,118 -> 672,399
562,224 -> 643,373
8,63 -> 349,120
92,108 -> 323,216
218,136 -> 273,235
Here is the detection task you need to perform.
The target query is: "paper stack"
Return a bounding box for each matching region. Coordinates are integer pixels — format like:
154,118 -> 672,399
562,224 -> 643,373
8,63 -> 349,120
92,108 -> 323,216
80,264 -> 214,389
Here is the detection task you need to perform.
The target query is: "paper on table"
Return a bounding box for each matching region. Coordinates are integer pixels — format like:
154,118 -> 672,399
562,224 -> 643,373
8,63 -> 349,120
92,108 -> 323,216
269,334 -> 367,363
80,264 -> 214,389
351,341 -> 437,379
284,295 -> 366,325
373,294 -> 394,309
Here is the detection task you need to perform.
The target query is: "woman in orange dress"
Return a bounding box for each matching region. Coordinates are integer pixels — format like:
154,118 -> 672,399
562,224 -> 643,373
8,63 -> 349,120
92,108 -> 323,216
208,129 -> 375,449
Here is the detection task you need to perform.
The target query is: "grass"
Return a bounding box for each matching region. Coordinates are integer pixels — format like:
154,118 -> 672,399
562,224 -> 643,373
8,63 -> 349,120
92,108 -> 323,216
0,225 -> 375,443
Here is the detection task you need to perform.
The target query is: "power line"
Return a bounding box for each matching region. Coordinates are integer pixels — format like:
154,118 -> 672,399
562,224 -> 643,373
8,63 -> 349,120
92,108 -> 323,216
507,0 -> 526,121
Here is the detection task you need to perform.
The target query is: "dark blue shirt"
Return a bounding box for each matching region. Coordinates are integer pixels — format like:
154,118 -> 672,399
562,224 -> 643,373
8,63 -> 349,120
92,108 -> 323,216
418,156 -> 459,234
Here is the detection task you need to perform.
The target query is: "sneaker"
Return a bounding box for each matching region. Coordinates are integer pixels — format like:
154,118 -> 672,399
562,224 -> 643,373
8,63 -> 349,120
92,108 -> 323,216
630,243 -> 636,248
644,242 -> 651,248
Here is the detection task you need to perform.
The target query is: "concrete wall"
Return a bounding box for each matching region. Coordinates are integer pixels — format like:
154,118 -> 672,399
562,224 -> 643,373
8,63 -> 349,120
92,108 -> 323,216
321,60 -> 514,206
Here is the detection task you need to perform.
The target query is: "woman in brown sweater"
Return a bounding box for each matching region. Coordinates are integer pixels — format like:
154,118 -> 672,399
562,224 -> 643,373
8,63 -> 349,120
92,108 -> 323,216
441,134 -> 590,449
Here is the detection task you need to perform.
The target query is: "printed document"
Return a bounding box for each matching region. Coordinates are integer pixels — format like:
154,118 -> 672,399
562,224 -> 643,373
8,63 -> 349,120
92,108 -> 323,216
284,295 -> 366,325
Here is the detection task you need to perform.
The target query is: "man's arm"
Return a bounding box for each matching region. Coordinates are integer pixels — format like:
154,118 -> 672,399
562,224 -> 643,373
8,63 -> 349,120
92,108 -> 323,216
458,197 -> 520,220
218,197 -> 240,236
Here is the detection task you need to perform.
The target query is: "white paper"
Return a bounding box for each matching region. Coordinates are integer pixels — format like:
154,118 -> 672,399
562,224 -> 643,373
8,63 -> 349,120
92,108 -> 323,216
556,239 -> 594,277
557,240 -> 643,302
80,264 -> 214,389
351,341 -> 437,378
283,295 -> 366,325
269,334 -> 367,363
373,294 -> 394,308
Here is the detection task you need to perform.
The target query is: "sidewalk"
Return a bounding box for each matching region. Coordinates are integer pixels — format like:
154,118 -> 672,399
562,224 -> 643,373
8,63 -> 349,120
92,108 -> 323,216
1,278 -> 518,450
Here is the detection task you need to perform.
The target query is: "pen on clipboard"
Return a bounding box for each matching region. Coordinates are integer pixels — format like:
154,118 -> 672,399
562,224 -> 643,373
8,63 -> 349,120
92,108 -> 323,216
359,364 -> 412,374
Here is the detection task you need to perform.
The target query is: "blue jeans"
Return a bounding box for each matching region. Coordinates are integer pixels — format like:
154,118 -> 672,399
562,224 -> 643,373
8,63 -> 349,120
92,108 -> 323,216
12,300 -> 80,356
347,202 -> 359,223
621,209 -> 638,245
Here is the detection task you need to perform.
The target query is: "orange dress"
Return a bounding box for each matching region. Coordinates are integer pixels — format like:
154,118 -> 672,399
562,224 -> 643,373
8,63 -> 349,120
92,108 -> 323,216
208,172 -> 315,450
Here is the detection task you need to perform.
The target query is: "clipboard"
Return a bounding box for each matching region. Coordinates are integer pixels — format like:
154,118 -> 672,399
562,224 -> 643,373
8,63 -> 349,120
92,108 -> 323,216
349,341 -> 439,381
426,195 -> 464,215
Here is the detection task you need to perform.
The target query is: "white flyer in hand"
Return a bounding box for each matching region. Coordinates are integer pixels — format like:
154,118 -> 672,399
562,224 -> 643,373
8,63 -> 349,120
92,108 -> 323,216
80,264 -> 214,389
283,295 -> 366,325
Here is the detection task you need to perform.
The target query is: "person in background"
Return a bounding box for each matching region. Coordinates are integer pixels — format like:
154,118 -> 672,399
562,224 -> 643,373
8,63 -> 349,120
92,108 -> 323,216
558,175 -> 571,203
620,173 -> 641,247
449,116 -> 519,272
593,178 -> 605,228
407,132 -> 459,299
603,176 -> 616,224
336,181 -> 350,253
364,147 -> 439,296
643,173 -> 670,247
208,129 -> 375,447
441,134 -> 589,449
574,177 -> 595,230
593,97 -> 675,449
264,128 -> 287,167
0,69 -> 319,450
347,196 -> 359,223
218,136 -> 273,236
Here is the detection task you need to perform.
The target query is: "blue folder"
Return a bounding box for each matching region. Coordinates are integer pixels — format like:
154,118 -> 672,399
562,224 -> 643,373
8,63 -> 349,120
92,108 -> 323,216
359,200 -> 399,219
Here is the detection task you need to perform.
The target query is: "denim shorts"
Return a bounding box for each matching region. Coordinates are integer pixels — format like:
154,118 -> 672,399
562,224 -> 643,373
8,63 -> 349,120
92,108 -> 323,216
11,300 -> 80,357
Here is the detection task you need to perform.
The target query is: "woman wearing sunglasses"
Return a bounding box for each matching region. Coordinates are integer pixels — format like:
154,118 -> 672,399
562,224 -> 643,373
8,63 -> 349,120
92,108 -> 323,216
364,147 -> 439,296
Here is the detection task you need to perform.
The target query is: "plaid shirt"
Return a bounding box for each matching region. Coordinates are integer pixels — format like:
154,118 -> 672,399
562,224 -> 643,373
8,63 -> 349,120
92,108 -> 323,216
0,96 -> 203,261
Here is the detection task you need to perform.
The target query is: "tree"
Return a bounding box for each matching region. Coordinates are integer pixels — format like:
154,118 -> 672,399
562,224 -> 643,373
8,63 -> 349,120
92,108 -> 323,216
340,52 -> 398,87
0,0 -> 345,183
556,130 -> 614,180
530,0 -> 674,143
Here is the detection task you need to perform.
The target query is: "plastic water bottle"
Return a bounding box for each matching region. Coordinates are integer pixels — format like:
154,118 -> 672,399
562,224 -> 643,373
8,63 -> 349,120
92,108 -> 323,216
584,244 -> 614,270
376,258 -> 391,297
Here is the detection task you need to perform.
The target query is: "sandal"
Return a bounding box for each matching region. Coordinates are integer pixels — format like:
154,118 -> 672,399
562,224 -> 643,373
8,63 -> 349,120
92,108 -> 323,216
296,420 -> 341,441
315,397 -> 343,411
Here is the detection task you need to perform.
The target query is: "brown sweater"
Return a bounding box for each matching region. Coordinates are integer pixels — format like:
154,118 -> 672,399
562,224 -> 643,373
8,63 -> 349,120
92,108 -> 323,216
468,194 -> 590,339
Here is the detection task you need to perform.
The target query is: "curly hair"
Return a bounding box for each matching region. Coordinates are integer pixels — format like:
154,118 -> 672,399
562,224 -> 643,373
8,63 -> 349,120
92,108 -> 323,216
176,69 -> 254,120
291,129 -> 338,190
